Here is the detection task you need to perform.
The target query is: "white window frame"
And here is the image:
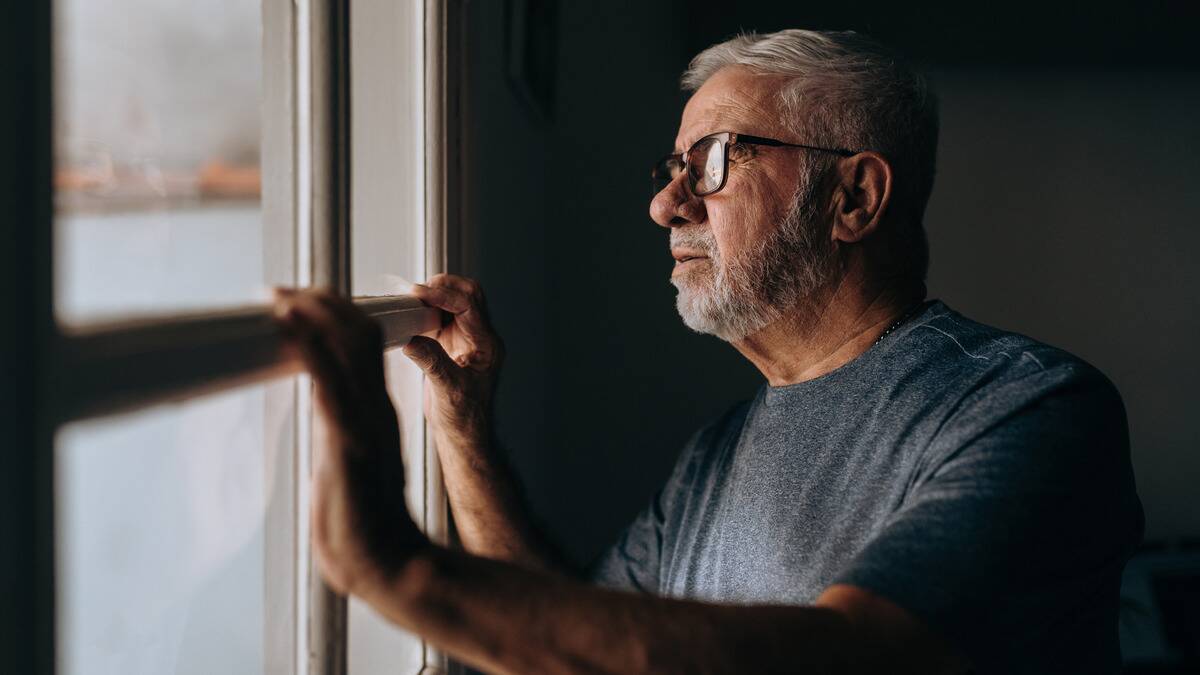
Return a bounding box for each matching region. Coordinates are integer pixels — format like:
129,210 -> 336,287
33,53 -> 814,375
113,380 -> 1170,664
1,0 -> 464,673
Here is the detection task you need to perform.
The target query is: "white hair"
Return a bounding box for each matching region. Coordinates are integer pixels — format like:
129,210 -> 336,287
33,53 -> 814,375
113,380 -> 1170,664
683,29 -> 939,279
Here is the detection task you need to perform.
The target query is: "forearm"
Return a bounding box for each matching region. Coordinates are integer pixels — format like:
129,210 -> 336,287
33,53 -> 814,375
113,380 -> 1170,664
402,277 -> 567,572
435,430 -> 567,573
363,544 -> 880,675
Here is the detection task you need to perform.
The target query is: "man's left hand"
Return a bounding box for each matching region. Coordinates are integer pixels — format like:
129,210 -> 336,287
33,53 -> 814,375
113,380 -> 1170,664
274,288 -> 427,597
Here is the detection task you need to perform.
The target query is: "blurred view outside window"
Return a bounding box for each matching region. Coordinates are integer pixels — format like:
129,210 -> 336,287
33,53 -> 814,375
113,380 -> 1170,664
51,1 -> 283,674
56,379 -> 293,675
50,0 -> 433,671
54,0 -> 265,323
350,0 -> 424,297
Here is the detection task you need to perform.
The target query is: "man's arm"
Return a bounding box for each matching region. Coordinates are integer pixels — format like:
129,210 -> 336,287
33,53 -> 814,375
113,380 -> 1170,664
364,545 -> 965,675
274,286 -> 969,675
400,274 -> 567,572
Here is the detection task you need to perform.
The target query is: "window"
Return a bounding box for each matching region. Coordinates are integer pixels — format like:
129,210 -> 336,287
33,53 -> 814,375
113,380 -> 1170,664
4,0 -> 463,673
53,0 -> 270,324
56,380 -> 296,674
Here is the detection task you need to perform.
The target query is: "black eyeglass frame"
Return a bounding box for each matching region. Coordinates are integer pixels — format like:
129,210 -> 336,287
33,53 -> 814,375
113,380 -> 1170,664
652,131 -> 860,198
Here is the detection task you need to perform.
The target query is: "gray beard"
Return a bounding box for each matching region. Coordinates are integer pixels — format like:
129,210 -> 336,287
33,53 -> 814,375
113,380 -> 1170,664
671,184 -> 837,342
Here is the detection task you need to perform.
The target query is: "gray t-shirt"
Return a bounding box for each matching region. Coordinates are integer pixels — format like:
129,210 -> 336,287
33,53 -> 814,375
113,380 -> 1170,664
590,300 -> 1143,674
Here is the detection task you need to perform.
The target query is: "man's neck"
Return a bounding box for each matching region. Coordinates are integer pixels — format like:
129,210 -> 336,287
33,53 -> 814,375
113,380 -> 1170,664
732,277 -> 926,387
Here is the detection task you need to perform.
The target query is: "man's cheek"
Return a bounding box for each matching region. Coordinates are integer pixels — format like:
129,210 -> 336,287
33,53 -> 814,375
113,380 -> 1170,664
713,202 -> 767,262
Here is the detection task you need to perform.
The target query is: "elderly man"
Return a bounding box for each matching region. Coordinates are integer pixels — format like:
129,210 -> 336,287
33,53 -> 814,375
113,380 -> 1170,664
275,29 -> 1143,674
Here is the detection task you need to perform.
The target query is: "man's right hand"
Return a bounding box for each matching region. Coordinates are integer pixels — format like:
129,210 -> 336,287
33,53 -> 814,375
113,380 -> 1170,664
402,274 -> 504,452
401,274 -> 560,570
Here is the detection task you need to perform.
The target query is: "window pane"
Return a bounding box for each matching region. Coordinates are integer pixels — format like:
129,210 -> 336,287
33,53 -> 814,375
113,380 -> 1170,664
54,0 -> 267,323
348,351 -> 426,673
346,2 -> 428,670
351,0 -> 424,297
56,380 -> 296,675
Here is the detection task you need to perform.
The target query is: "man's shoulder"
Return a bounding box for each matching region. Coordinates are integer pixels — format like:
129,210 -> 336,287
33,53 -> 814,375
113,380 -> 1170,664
686,398 -> 756,451
906,301 -> 1127,449
904,300 -> 1117,398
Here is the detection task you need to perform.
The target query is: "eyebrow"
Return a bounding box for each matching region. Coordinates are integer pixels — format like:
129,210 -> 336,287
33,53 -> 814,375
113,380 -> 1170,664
675,125 -> 725,154
675,102 -> 763,153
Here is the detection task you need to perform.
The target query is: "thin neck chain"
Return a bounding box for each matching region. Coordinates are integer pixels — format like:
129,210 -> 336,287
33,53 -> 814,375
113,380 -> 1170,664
872,302 -> 925,347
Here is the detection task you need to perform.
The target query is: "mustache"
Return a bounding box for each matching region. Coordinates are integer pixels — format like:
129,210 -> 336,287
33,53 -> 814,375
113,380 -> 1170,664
669,228 -> 717,257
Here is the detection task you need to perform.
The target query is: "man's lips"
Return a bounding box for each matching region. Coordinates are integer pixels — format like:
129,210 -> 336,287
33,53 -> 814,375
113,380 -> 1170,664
671,249 -> 710,263
671,252 -> 710,276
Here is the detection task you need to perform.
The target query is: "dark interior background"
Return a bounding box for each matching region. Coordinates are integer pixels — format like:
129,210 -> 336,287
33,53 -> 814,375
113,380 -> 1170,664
459,1 -> 1199,650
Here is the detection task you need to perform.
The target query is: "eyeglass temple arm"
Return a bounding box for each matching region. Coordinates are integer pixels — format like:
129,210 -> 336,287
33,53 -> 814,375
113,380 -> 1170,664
735,133 -> 858,157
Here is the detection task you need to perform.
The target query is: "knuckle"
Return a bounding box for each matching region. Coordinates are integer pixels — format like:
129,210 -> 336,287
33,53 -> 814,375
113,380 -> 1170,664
445,385 -> 470,409
467,282 -> 486,303
428,355 -> 453,381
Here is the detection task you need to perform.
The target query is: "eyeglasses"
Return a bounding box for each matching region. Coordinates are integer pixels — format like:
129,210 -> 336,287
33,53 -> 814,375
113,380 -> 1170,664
651,131 -> 858,198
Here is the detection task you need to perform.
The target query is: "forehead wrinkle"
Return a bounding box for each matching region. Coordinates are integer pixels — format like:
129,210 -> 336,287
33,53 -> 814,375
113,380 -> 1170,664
675,95 -> 779,153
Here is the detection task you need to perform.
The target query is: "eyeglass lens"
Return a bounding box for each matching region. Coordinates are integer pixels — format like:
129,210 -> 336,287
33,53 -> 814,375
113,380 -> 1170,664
651,135 -> 726,197
688,136 -> 724,196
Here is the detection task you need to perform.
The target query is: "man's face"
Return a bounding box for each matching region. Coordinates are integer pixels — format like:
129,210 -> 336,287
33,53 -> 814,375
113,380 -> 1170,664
649,66 -> 837,341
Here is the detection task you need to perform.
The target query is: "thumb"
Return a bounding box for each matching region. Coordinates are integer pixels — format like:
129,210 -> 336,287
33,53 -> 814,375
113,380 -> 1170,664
402,335 -> 458,383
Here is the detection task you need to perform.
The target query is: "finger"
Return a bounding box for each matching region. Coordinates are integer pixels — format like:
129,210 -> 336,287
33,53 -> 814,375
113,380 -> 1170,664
310,288 -> 376,332
278,287 -> 371,334
281,311 -> 360,424
426,273 -> 481,298
411,284 -> 496,350
426,274 -> 492,320
287,312 -> 395,462
428,274 -> 488,314
311,293 -> 386,374
410,282 -> 472,315
280,290 -> 381,376
410,283 -> 492,345
401,335 -> 459,385
276,289 -> 342,331
277,294 -> 352,373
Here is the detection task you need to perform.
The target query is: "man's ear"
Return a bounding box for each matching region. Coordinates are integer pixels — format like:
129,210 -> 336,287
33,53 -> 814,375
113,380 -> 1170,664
829,152 -> 893,244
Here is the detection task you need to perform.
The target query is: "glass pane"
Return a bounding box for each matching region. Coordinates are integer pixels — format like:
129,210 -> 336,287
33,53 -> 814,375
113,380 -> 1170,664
350,0 -> 424,297
54,0 -> 267,323
348,350 -> 426,673
346,1 -> 428,669
56,380 -> 296,675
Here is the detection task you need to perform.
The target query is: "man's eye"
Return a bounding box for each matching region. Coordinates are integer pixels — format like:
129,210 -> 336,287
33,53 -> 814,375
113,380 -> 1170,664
728,144 -> 754,162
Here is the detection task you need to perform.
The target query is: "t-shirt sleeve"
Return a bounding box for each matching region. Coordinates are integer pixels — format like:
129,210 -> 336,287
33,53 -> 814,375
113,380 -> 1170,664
588,403 -> 749,594
586,434 -> 701,594
834,362 -> 1144,672
586,483 -> 670,593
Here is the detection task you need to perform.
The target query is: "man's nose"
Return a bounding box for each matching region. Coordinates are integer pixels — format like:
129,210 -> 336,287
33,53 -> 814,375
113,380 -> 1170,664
649,173 -> 707,229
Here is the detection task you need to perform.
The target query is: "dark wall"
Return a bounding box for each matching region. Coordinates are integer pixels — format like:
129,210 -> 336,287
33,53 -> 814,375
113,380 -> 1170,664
460,0 -> 551,525
925,68 -> 1200,541
685,1 -> 1200,69
464,0 -> 760,566
538,2 -> 765,563
464,1 -> 1200,566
